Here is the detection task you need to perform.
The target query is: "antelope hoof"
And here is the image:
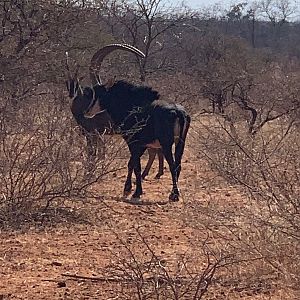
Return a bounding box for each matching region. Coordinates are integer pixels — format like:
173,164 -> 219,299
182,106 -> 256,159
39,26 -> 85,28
169,192 -> 179,202
154,172 -> 163,179
123,190 -> 131,197
132,191 -> 142,199
123,183 -> 132,196
123,187 -> 132,197
141,172 -> 148,180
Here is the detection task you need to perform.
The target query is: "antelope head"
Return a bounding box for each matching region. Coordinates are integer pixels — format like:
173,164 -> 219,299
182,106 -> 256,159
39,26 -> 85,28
67,44 -> 145,115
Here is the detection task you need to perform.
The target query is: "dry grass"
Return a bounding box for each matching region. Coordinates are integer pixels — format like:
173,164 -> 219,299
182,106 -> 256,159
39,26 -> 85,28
0,97 -> 299,299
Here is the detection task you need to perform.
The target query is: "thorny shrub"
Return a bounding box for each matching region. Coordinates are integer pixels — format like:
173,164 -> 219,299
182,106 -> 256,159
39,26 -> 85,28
0,92 -> 126,228
194,114 -> 300,290
102,228 -> 229,300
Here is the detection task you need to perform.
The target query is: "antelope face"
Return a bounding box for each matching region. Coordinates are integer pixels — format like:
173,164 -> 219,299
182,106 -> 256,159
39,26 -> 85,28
70,86 -> 96,116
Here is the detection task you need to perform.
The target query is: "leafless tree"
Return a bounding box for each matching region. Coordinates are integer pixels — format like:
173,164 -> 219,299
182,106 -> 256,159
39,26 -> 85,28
99,0 -> 188,81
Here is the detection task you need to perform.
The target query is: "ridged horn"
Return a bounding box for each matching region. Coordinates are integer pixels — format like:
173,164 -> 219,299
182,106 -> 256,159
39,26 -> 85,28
89,44 -> 145,86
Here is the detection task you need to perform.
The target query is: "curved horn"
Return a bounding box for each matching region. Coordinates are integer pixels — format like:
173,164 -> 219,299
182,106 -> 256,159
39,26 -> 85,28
89,44 -> 145,86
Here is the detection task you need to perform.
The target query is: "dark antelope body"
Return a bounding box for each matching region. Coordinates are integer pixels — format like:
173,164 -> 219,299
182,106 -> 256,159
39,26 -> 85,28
70,86 -> 165,178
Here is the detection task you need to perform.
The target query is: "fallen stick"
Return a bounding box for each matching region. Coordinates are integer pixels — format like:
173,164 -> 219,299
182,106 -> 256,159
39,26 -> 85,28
61,273 -> 126,282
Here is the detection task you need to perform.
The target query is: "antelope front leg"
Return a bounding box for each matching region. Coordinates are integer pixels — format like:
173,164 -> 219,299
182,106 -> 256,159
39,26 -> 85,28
132,157 -> 143,199
97,134 -> 106,159
127,147 -> 146,200
86,134 -> 97,159
124,157 -> 134,196
85,134 -> 97,174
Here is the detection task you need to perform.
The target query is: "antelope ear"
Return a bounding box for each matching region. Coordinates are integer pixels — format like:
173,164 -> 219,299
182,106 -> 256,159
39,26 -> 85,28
104,77 -> 116,90
65,80 -> 69,91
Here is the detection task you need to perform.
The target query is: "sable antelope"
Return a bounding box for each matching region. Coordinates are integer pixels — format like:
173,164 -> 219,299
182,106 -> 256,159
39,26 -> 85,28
66,44 -> 165,179
78,44 -> 191,201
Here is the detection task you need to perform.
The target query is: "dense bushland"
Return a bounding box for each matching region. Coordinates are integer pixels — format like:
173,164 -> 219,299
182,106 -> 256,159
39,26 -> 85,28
0,0 -> 299,298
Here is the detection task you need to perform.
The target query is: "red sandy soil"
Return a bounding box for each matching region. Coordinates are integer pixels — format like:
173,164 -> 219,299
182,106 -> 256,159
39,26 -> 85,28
0,140 -> 298,299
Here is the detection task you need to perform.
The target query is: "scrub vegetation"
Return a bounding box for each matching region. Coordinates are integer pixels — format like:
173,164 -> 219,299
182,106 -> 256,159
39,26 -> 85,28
0,0 -> 299,298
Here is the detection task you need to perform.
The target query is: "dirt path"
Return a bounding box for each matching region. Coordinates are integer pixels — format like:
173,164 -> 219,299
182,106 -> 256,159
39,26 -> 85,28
0,143 -> 296,299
